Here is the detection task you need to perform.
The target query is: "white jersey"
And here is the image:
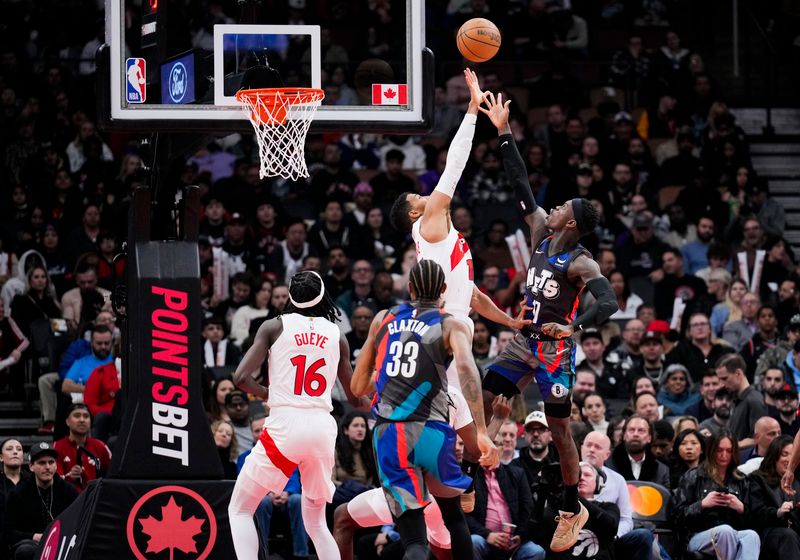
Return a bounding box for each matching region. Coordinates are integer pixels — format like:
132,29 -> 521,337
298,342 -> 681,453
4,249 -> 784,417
267,313 -> 341,412
412,220 -> 474,317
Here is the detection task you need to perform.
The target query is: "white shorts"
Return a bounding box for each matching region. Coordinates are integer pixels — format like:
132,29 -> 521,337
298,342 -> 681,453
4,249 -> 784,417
446,386 -> 473,430
239,408 -> 337,502
346,487 -> 451,548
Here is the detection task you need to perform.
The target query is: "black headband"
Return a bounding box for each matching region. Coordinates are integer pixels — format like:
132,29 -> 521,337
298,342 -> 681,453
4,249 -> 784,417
571,198 -> 590,235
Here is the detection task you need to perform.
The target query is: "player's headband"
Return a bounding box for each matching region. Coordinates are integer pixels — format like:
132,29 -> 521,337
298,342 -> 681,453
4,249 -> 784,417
571,198 -> 591,235
289,271 -> 325,309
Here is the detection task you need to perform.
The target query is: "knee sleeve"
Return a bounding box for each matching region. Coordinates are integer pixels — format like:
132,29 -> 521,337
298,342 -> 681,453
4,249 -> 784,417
434,496 -> 472,560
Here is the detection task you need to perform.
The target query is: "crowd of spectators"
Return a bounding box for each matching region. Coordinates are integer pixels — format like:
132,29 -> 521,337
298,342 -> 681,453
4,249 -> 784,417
1,0 -> 800,559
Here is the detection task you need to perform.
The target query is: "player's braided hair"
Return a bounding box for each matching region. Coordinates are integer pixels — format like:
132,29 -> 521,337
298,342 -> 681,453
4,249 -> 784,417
574,197 -> 600,235
409,259 -> 445,304
389,192 -> 414,232
283,271 -> 341,323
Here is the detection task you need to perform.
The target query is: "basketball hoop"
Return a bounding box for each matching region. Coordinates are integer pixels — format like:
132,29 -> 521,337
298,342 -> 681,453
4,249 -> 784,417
235,87 -> 325,181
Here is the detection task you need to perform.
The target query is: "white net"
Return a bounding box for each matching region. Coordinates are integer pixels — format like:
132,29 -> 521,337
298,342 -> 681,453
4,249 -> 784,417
236,88 -> 324,181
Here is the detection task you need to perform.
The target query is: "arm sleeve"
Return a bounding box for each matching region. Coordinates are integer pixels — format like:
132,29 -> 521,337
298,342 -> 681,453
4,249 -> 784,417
498,133 -> 537,216
435,113 -> 477,199
570,276 -> 618,330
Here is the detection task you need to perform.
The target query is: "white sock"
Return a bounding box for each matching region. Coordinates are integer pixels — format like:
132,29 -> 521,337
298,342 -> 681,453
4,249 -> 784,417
302,495 -> 340,560
229,473 -> 270,560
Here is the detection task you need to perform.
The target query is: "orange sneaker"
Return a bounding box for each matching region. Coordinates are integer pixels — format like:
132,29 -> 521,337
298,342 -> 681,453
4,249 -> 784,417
550,502 -> 589,552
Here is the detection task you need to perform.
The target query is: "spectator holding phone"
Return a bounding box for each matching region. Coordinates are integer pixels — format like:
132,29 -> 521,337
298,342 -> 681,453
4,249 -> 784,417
673,429 -> 760,558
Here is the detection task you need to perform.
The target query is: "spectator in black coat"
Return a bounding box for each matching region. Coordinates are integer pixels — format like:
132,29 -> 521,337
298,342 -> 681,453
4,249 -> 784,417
606,415 -> 671,488
533,462 -> 620,560
4,443 -> 78,560
465,456 -> 545,560
749,435 -> 800,560
673,430 -> 760,558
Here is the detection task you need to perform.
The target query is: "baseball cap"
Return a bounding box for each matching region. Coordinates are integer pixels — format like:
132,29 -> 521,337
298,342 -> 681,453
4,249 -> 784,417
788,314 -> 800,330
642,330 -> 663,344
354,182 -> 373,195
29,442 -> 58,462
228,212 -> 247,225
633,213 -> 653,229
614,111 -> 633,123
225,390 -> 247,407
776,383 -> 799,399
647,320 -> 670,334
580,328 -> 604,344
577,163 -> 593,176
524,411 -> 549,429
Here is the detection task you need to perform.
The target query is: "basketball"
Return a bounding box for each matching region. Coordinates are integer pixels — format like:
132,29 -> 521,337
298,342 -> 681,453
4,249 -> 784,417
456,18 -> 501,63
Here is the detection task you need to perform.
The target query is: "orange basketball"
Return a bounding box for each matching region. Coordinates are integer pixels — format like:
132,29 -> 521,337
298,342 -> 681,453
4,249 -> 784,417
457,18 -> 501,63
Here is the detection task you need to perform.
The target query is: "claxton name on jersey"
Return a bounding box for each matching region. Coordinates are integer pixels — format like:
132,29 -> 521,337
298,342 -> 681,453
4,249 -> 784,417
526,267 -> 561,299
387,319 -> 431,336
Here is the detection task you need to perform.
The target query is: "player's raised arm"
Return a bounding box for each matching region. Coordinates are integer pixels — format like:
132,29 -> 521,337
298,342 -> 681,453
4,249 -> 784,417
233,317 -> 281,400
446,317 -> 499,469
470,285 -> 530,331
480,91 -> 548,246
540,255 -> 618,339
351,310 -> 388,398
419,69 -> 483,242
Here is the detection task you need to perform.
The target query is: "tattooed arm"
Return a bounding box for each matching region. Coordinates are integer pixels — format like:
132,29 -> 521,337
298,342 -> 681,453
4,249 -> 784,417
445,317 -> 500,468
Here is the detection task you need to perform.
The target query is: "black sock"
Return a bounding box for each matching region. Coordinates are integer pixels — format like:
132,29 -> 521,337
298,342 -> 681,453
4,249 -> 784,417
564,484 -> 580,514
461,460 -> 479,492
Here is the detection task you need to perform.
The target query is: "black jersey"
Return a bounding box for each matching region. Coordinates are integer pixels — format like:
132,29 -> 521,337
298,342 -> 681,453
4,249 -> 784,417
524,236 -> 590,328
373,303 -> 451,424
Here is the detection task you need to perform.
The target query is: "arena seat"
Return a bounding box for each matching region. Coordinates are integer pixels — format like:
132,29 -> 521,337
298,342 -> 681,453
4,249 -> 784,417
626,480 -> 678,557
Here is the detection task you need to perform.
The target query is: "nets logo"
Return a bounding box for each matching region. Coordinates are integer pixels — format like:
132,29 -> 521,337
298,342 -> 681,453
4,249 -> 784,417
526,267 -> 560,299
168,62 -> 187,103
126,485 -> 217,560
126,58 -> 146,104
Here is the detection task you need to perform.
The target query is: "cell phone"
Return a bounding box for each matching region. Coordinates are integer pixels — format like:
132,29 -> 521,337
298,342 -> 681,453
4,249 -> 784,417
718,488 -> 729,494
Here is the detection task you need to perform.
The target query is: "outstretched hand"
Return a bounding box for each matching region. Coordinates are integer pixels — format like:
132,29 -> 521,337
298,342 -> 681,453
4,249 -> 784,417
464,68 -> 484,109
477,432 -> 500,469
541,322 -> 574,339
478,91 -> 512,131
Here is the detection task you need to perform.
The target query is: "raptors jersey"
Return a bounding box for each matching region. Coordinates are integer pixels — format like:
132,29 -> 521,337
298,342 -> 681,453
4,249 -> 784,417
267,313 -> 341,412
412,220 -> 473,317
373,303 -> 451,424
525,236 -> 590,328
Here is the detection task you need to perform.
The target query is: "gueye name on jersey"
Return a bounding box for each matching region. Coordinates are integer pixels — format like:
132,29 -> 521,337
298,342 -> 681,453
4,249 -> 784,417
526,267 -> 561,299
386,319 -> 431,336
293,332 -> 330,348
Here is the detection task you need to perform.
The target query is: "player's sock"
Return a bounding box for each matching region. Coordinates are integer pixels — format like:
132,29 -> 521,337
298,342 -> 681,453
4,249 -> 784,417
301,494 -> 339,560
563,484 -> 580,514
228,479 -> 268,560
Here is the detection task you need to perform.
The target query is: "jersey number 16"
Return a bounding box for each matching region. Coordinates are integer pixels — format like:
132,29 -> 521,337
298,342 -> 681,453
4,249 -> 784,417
291,355 -> 327,396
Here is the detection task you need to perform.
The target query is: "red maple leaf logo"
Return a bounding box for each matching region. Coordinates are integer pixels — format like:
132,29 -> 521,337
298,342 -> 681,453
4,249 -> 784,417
139,496 -> 205,559
384,88 -> 396,99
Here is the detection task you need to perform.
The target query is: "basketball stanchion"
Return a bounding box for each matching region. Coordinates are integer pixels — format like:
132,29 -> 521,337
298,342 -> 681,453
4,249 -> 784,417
235,87 -> 325,181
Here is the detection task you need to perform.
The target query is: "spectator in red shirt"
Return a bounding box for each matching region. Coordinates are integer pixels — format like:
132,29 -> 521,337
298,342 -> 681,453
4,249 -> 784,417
53,403 -> 112,492
83,358 -> 120,442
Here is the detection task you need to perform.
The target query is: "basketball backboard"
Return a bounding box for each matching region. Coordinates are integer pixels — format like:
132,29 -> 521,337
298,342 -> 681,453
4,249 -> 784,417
100,0 -> 433,133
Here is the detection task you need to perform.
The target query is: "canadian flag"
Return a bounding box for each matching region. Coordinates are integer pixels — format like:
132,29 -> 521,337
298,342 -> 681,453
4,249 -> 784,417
372,84 -> 408,105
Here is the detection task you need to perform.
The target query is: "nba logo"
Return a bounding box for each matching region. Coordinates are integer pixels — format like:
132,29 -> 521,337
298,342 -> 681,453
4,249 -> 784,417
126,58 -> 146,103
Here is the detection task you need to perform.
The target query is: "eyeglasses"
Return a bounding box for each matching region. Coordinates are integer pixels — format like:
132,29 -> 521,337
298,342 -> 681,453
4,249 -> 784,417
525,426 -> 550,434
353,268 -> 372,273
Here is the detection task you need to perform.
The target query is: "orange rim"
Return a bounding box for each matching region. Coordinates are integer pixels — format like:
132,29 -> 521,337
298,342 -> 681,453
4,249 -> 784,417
235,87 -> 325,126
